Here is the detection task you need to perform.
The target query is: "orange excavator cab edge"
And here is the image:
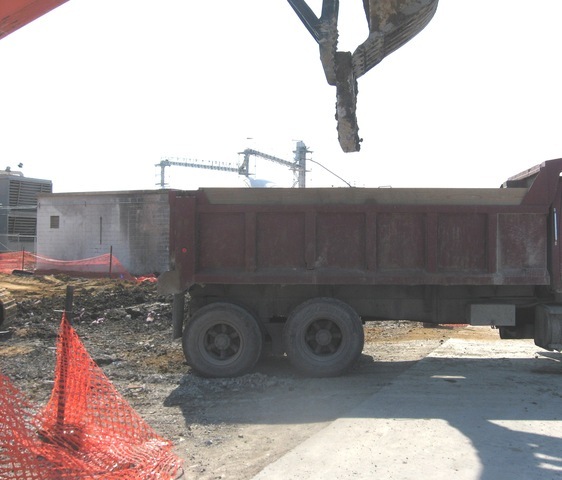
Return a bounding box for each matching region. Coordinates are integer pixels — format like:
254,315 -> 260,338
0,0 -> 70,41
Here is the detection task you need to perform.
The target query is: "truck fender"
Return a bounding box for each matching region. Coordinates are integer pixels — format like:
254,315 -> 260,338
157,270 -> 183,295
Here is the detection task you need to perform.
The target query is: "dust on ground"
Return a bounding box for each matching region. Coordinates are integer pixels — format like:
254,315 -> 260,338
0,273 -> 499,480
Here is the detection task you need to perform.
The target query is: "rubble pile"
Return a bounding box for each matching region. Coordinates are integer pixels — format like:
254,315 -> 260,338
0,275 -> 180,404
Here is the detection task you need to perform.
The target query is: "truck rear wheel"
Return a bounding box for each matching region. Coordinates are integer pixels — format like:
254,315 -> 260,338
183,303 -> 263,378
283,298 -> 364,377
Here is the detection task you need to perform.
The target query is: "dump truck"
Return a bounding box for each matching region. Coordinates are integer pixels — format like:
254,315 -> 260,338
158,158 -> 562,377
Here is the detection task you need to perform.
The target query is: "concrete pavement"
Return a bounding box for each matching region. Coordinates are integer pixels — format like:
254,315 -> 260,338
253,331 -> 562,479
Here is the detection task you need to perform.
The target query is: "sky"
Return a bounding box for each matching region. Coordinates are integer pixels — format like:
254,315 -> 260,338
1,0 -> 562,192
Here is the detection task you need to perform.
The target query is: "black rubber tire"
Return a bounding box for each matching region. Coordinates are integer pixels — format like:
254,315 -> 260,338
183,303 -> 263,378
283,298 -> 364,377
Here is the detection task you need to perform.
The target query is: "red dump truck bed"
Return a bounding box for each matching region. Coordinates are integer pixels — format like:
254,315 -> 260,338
159,159 -> 562,377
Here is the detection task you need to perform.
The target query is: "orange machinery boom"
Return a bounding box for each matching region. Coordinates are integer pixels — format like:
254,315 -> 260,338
0,0 -> 69,40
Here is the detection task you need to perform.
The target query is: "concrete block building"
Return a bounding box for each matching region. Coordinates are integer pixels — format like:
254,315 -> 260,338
37,190 -> 170,276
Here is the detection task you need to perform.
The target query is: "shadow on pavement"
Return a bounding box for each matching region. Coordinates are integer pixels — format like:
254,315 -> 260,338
165,343 -> 562,479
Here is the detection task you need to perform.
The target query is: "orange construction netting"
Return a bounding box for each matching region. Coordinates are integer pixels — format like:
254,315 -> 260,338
0,313 -> 182,479
0,251 -> 136,281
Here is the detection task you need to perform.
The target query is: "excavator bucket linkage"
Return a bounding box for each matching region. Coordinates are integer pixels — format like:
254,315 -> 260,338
287,0 -> 439,153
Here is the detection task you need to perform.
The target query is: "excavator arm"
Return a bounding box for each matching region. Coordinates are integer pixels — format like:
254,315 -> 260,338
288,0 -> 438,152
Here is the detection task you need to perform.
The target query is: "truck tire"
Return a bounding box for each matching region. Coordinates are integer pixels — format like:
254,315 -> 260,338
283,298 -> 364,377
183,302 -> 263,378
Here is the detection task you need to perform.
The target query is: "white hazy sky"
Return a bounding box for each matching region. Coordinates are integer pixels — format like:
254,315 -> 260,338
1,0 -> 561,192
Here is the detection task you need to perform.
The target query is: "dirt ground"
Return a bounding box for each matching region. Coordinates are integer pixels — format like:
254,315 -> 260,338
0,273 -> 499,480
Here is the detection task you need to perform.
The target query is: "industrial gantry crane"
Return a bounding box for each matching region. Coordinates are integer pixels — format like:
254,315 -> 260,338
156,141 -> 311,189
155,158 -> 241,189
238,141 -> 310,188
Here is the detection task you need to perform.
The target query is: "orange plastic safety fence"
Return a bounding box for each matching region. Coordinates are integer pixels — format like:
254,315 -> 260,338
0,314 -> 182,480
0,251 -> 34,274
0,252 -> 135,281
34,253 -> 135,281
0,375 -> 46,479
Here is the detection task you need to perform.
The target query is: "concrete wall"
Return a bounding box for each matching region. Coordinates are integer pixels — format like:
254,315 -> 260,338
37,190 -> 170,275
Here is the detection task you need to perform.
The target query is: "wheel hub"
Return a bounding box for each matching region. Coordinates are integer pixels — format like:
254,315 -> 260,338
315,329 -> 332,346
214,333 -> 231,350
305,319 -> 342,355
203,323 -> 241,361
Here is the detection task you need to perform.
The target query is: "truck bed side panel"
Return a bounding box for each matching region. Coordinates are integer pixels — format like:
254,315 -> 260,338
174,191 -> 550,288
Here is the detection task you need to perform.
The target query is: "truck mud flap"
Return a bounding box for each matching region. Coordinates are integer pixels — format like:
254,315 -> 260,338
534,305 -> 562,352
156,270 -> 182,296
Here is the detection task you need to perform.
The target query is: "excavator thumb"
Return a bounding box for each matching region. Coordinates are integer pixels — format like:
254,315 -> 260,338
288,0 -> 439,152
354,0 -> 439,78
